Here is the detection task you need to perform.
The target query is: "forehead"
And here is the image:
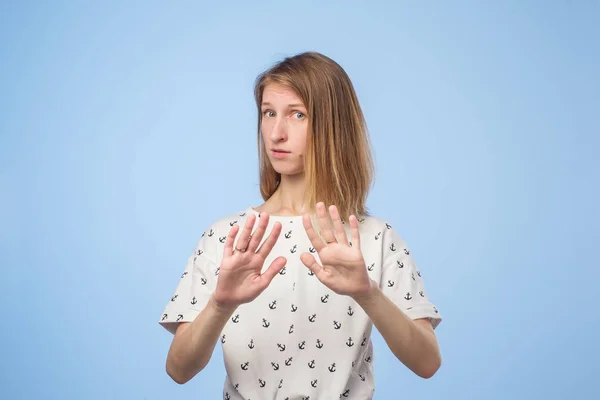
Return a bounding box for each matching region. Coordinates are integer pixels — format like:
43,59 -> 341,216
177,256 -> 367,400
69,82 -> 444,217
262,83 -> 305,107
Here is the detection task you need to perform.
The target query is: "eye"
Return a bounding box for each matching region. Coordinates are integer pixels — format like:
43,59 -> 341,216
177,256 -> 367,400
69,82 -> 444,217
293,112 -> 305,119
262,110 -> 275,118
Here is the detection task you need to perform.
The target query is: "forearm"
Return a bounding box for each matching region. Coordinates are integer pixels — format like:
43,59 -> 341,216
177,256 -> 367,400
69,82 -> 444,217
166,295 -> 236,384
353,280 -> 441,378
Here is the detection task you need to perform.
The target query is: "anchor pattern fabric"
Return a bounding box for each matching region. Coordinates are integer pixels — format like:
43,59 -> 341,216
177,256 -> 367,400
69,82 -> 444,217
159,207 -> 442,399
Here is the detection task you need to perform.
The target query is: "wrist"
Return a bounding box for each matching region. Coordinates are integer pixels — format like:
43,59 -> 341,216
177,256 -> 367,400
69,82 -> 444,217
208,294 -> 238,317
351,278 -> 378,306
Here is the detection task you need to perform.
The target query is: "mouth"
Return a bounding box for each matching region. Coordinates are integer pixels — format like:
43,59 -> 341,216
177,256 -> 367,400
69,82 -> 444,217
271,149 -> 291,159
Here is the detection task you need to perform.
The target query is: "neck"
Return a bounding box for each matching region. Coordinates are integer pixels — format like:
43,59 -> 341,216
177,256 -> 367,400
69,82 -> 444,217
264,173 -> 308,216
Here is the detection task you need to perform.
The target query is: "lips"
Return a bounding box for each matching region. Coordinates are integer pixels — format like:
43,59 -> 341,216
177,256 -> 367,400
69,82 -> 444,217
272,149 -> 290,153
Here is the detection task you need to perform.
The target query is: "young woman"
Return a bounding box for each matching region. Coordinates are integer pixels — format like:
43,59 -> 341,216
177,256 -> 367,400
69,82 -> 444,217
158,51 -> 442,400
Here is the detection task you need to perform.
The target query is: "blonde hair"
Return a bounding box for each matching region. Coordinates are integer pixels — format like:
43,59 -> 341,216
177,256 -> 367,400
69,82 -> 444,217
254,51 -> 375,222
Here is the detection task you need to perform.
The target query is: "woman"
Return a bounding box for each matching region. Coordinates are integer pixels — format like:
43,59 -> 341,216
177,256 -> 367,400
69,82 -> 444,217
158,51 -> 442,399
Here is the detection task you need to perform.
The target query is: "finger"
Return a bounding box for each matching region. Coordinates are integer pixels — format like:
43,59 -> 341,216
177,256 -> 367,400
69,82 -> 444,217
329,205 -> 348,244
302,213 -> 325,252
349,215 -> 361,249
300,252 -> 324,277
259,256 -> 287,287
256,221 -> 283,258
247,212 -> 270,252
223,224 -> 240,257
316,202 -> 336,244
235,214 -> 256,252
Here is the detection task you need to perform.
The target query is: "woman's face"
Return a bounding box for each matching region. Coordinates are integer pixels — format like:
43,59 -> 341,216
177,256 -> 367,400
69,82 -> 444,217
260,83 -> 309,176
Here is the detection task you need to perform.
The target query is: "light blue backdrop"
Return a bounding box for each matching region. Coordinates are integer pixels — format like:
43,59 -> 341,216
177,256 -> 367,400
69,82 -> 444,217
1,1 -> 598,399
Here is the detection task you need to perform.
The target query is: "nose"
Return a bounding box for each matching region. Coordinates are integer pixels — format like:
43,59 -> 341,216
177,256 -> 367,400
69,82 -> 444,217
269,117 -> 287,142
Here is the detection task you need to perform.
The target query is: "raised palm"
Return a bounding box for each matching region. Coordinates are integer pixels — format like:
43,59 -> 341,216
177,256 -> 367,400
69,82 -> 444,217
213,213 -> 287,308
300,203 -> 371,298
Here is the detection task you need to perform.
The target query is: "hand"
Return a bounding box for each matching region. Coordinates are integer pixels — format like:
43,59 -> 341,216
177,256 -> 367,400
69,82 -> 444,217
212,213 -> 287,309
300,203 -> 372,298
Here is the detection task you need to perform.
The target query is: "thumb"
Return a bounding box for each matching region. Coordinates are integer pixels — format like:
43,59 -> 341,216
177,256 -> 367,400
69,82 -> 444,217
300,252 -> 322,275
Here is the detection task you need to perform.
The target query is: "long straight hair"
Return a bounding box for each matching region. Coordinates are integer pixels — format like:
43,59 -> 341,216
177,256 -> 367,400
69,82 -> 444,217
254,51 -> 375,222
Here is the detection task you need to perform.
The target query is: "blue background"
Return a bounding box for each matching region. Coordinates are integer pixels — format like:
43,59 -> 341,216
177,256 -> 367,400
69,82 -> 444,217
1,1 -> 598,399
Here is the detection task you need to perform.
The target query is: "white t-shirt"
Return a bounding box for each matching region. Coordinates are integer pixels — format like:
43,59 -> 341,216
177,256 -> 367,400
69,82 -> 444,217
159,207 -> 442,400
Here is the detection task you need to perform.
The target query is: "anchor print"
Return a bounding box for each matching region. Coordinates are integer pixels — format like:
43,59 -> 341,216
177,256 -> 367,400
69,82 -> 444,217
289,324 -> 294,334
181,271 -> 188,278
200,277 -> 207,285
302,397 -> 310,400
171,294 -> 178,301
271,362 -> 279,370
417,270 -> 422,277
397,261 -> 404,268
290,245 -> 297,254
298,340 -> 306,350
239,212 -> 246,217
321,294 -> 329,303
308,314 -> 316,323
309,247 -> 316,253
291,304 -> 298,312
221,334 -> 226,343
161,313 -> 167,321
308,359 -> 316,369
248,339 -> 254,349
219,236 -> 226,243
316,339 -> 323,349
365,356 -> 372,363
390,243 -> 396,251
241,361 -> 249,370
367,263 -> 375,271
229,220 -> 237,226
176,314 -> 183,321
284,230 -> 292,239
419,290 -> 425,297
258,378 -> 266,388
333,321 -> 342,329
347,306 -> 354,316
279,379 -> 283,389
308,270 -> 315,276
386,223 -> 392,229
387,280 -> 395,287
269,300 -> 277,310
231,314 -> 240,323
375,232 -> 381,240
225,392 -> 230,400
215,267 -> 220,276
311,379 -> 318,388
411,272 -> 415,281
328,363 -> 336,372
279,266 -> 286,275
284,357 -> 293,366
207,229 -> 214,237
262,318 -> 270,327
277,343 -> 286,352
358,217 -> 365,223
341,389 -> 350,397
404,248 -> 410,255
190,296 -> 197,305
346,337 -> 354,347
361,336 -> 367,346
404,292 -> 412,300
358,374 -> 366,381
234,383 -> 239,390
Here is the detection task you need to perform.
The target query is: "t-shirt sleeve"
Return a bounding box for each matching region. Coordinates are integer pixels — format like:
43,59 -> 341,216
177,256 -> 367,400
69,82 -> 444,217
379,223 -> 442,329
158,225 -> 221,335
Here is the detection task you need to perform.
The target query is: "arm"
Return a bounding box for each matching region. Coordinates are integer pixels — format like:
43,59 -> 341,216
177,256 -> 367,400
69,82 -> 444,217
165,295 -> 237,384
353,280 -> 442,379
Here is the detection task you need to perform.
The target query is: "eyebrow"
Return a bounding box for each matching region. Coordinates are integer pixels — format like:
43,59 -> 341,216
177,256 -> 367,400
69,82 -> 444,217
261,102 -> 306,109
